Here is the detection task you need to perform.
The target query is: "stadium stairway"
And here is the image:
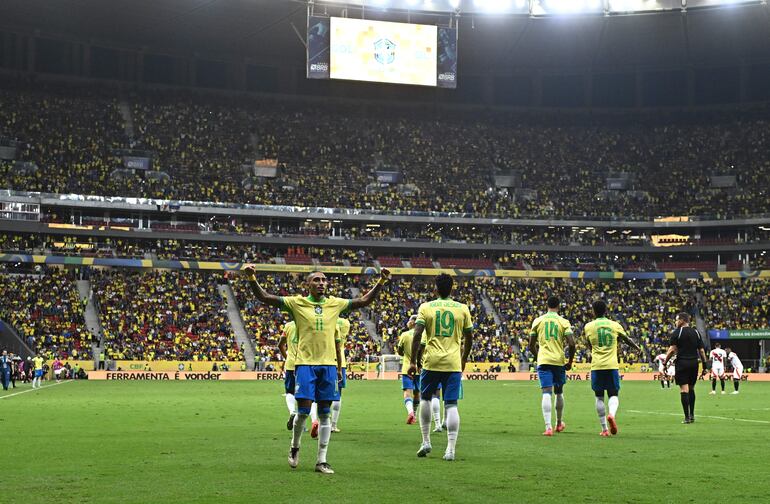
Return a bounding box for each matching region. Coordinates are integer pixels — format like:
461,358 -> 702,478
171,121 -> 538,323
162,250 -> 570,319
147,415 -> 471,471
76,279 -> 104,366
349,286 -> 382,348
694,292 -> 710,348
218,284 -> 255,370
118,100 -> 135,140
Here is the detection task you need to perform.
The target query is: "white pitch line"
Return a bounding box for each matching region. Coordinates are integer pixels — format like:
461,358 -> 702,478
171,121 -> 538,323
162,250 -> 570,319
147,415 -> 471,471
0,380 -> 74,400
628,409 -> 770,425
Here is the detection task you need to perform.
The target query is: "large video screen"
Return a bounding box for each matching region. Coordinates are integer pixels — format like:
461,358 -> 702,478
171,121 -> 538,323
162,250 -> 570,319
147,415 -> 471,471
330,17 -> 437,87
307,16 -> 457,89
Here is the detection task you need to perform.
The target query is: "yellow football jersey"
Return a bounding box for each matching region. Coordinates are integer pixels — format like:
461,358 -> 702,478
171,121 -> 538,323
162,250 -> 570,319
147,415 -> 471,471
416,298 -> 474,373
397,329 -> 417,374
281,295 -> 350,366
584,318 -> 627,370
283,321 -> 298,371
33,356 -> 44,371
530,312 -> 573,367
335,318 -> 351,368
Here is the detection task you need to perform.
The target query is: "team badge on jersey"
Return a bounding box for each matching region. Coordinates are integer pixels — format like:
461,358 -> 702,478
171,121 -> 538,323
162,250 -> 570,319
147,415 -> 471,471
315,306 -> 323,315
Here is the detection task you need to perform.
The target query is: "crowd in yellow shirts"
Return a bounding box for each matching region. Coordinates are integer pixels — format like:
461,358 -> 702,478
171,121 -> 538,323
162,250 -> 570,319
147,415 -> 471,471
92,270 -> 242,361
0,264 -> 766,366
0,268 -> 91,359
2,79 -> 770,219
703,279 -> 769,330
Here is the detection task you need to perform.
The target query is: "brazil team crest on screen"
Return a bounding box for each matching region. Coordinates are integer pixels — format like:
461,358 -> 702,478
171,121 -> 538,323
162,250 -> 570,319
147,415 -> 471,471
374,38 -> 396,65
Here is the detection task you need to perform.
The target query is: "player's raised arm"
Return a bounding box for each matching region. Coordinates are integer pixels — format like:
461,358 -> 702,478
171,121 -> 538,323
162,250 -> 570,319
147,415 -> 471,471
243,265 -> 282,307
349,268 -> 391,310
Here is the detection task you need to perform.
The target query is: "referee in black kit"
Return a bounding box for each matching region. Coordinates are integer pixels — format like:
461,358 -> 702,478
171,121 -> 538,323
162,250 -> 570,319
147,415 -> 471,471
662,313 -> 708,424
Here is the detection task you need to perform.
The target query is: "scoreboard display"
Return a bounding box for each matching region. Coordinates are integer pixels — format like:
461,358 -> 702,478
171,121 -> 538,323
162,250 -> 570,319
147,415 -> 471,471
307,16 -> 457,89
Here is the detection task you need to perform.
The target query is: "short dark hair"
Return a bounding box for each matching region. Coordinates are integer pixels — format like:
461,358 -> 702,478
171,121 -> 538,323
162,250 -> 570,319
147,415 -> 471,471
714,342 -> 721,348
435,273 -> 453,298
547,296 -> 559,309
306,271 -> 325,282
593,299 -> 607,317
676,312 -> 690,323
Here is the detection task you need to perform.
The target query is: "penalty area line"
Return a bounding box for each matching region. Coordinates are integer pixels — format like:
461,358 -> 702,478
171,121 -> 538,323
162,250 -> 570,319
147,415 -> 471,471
0,380 -> 74,400
628,409 -> 770,424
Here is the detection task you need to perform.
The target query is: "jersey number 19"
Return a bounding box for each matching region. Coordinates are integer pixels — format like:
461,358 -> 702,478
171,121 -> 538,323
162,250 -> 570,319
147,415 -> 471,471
434,310 -> 455,338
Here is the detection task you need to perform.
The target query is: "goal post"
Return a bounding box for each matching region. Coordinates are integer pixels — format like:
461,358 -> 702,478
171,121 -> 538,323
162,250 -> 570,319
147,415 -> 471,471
380,354 -> 403,380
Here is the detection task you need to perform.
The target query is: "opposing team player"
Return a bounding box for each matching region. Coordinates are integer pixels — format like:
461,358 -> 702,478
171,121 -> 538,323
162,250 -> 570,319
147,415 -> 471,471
397,315 -> 420,424
408,273 -> 473,461
278,319 -> 298,429
726,347 -> 744,394
654,352 -> 670,388
584,300 -> 641,437
245,266 -> 390,474
529,296 -> 576,436
331,316 -> 350,433
709,342 -> 727,395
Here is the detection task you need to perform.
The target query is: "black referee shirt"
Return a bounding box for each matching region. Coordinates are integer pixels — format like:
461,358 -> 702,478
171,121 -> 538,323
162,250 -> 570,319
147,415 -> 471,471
669,326 -> 704,360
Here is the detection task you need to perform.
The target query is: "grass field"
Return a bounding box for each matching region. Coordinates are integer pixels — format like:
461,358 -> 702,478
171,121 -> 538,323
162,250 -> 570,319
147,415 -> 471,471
2,379 -> 768,503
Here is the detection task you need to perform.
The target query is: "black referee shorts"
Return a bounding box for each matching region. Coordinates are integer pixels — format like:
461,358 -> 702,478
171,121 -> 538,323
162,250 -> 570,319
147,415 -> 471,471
675,359 -> 699,386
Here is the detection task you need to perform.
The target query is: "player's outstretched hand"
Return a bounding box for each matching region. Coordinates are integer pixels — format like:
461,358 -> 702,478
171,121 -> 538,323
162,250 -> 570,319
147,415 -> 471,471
243,264 -> 257,281
379,268 -> 392,284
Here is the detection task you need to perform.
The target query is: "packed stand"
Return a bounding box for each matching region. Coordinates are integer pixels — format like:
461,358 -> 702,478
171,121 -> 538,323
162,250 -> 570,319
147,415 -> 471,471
0,80 -> 768,219
92,269 -> 240,361
0,268 -> 91,359
702,279 -> 770,330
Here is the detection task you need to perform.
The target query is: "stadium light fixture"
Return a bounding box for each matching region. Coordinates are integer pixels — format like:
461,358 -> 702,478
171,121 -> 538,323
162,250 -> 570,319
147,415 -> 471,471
449,0 -> 461,8
476,0 -> 515,11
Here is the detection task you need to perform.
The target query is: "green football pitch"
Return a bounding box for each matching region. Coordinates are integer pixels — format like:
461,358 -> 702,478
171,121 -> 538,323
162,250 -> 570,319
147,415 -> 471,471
2,379 -> 768,503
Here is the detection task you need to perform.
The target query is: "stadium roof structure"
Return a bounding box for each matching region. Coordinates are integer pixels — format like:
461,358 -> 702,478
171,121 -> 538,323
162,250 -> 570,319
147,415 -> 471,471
1,0 -> 769,73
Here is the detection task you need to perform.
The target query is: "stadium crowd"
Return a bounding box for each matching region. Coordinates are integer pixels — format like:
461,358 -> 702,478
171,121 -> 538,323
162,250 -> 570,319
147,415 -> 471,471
92,269 -> 241,361
0,265 -> 767,367
702,279 -> 770,330
0,268 -> 91,359
1,80 -> 769,219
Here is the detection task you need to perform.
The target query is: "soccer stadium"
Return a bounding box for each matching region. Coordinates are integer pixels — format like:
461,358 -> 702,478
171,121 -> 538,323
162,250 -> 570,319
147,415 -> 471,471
1,0 -> 769,501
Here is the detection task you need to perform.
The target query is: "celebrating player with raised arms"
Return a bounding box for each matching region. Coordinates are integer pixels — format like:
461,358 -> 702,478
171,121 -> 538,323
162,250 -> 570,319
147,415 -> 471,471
584,300 -> 641,437
725,347 -> 744,394
245,266 -> 390,474
408,274 -> 473,461
529,296 -> 576,436
709,342 -> 727,395
397,315 -> 420,425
